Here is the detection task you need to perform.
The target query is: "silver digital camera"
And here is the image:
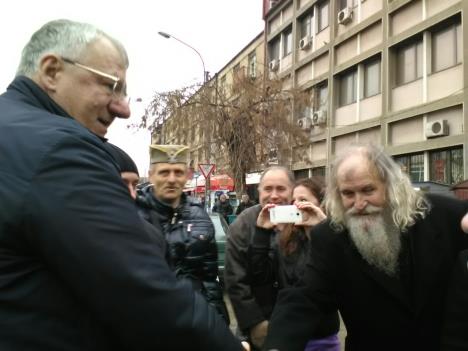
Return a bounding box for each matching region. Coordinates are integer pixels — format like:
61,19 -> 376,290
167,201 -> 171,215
269,205 -> 303,224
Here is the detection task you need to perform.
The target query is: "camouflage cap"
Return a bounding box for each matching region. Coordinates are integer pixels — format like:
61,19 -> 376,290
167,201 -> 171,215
149,144 -> 189,164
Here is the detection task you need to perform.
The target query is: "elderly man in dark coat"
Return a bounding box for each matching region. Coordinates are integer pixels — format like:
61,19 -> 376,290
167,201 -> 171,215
264,144 -> 468,351
0,19 -> 246,351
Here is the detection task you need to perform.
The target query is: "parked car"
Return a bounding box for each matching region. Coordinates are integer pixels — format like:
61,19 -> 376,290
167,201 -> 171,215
209,213 -> 229,284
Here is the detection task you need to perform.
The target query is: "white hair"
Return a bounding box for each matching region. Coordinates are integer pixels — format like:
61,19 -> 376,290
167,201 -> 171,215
16,19 -> 128,77
325,144 -> 428,232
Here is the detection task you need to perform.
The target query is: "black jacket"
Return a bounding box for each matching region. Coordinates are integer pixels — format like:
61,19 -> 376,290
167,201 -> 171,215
441,249 -> 468,350
236,201 -> 255,215
264,195 -> 468,351
250,225 -> 339,339
0,76 -> 242,351
213,200 -> 233,221
137,186 -> 229,323
224,205 -> 279,332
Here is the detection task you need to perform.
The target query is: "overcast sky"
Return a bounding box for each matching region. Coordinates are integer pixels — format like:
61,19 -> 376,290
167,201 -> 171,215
1,0 -> 264,176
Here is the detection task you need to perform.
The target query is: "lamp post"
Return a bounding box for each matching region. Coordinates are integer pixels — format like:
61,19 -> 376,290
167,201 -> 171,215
158,31 -> 208,83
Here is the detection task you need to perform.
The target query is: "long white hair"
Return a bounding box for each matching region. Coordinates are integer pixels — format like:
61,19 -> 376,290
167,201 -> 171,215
325,144 -> 428,232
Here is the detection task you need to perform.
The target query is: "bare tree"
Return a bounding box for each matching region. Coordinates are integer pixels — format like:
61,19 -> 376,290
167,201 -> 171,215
133,72 -> 311,194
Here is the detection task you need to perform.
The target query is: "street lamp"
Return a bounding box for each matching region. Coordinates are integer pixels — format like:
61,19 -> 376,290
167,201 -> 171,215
158,31 -> 208,83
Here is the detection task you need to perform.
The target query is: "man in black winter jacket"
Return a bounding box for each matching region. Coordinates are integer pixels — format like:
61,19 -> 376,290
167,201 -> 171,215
0,19 -> 246,351
104,143 -> 167,255
136,144 -> 230,324
213,193 -> 234,222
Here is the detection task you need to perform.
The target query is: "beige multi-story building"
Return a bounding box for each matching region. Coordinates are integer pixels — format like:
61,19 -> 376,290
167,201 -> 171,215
209,32 -> 265,174
263,0 -> 467,186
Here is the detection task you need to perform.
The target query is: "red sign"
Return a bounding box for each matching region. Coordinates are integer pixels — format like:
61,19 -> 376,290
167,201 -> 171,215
198,164 -> 215,178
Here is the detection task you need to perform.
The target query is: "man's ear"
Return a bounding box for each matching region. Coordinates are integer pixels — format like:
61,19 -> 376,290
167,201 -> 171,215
35,54 -> 63,93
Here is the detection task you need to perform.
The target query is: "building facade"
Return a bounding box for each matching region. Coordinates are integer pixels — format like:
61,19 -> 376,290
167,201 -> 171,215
263,0 -> 467,185
154,32 -> 265,177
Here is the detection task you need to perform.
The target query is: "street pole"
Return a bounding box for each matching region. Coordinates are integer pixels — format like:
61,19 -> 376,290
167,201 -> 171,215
158,31 -> 208,83
158,31 -> 211,210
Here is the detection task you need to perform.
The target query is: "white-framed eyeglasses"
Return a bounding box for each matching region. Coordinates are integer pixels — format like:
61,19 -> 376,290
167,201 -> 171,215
61,57 -> 127,99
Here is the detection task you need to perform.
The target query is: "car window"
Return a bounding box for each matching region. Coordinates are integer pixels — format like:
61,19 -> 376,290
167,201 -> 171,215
210,214 -> 227,240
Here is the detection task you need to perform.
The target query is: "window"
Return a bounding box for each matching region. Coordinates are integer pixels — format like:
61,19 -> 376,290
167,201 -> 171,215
432,22 -> 462,72
233,63 -> 243,79
294,169 -> 310,180
318,1 -> 329,32
312,166 -> 326,177
300,12 -> 313,38
339,69 -> 357,106
338,0 -> 357,10
248,51 -> 257,78
364,59 -> 381,98
313,83 -> 328,111
283,28 -> 293,57
429,147 -> 463,185
396,39 -> 423,85
232,63 -> 244,90
394,153 -> 424,182
269,38 -> 281,61
219,75 -> 227,95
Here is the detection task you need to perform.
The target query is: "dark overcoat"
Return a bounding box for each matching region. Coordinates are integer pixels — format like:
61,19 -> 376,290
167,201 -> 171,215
441,249 -> 468,350
0,77 -> 242,351
264,195 -> 468,351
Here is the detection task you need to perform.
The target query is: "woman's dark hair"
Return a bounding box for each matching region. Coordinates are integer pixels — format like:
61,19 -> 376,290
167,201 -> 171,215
279,177 -> 326,256
294,177 -> 325,204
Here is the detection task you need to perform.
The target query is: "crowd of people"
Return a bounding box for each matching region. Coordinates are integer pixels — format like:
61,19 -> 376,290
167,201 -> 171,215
1,18 -> 468,351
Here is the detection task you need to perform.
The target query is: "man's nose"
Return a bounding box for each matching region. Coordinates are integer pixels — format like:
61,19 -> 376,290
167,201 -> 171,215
128,185 -> 137,200
108,97 -> 131,119
270,189 -> 279,200
354,195 -> 367,212
167,172 -> 177,182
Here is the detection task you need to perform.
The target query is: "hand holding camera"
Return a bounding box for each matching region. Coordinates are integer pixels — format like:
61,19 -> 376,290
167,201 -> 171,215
294,200 -> 326,227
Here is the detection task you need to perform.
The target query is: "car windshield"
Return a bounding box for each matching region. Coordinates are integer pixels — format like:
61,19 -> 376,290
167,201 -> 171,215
210,214 -> 228,240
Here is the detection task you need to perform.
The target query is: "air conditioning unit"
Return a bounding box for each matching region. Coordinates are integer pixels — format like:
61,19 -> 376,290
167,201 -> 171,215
426,119 -> 449,138
269,59 -> 279,71
297,117 -> 313,130
299,36 -> 312,50
337,7 -> 353,25
312,110 -> 327,126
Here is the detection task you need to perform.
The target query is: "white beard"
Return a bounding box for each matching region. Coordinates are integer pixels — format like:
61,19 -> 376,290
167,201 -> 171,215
345,205 -> 401,276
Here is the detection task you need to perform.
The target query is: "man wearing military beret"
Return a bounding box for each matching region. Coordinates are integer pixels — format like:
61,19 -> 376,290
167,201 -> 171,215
136,145 -> 230,324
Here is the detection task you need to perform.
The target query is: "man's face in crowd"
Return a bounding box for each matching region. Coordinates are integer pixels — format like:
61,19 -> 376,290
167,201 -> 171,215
149,163 -> 187,207
258,169 -> 293,207
337,154 -> 387,215
337,154 -> 400,276
241,195 -> 249,203
121,171 -> 139,200
47,37 -> 130,137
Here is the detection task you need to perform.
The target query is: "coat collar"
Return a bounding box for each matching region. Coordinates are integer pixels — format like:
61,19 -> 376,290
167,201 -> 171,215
7,76 -> 72,119
141,185 -> 188,216
6,76 -> 107,141
342,213 -> 441,313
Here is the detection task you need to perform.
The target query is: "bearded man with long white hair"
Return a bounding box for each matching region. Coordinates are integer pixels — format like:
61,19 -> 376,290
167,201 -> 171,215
264,144 -> 468,351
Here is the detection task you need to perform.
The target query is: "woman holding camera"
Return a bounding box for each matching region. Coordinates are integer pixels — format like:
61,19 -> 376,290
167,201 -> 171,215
251,177 -> 340,351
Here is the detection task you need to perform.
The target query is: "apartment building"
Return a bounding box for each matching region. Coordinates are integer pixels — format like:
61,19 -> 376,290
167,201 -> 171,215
263,0 -> 467,186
